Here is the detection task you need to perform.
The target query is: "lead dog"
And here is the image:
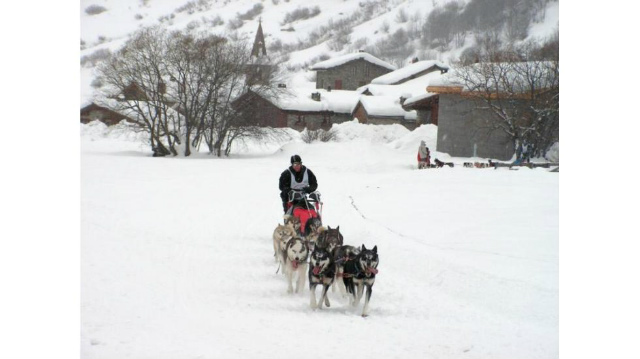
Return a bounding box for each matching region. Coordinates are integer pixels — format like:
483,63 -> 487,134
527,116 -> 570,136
342,244 -> 379,317
283,237 -> 309,294
308,246 -> 336,309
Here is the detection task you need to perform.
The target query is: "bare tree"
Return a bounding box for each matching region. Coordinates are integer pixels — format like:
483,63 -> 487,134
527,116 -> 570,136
204,53 -> 286,157
164,31 -> 229,156
97,26 -> 180,156
96,25 -> 286,157
454,43 -> 558,158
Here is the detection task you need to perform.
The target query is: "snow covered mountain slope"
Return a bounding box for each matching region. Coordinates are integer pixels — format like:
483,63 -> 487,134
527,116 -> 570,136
80,0 -> 559,103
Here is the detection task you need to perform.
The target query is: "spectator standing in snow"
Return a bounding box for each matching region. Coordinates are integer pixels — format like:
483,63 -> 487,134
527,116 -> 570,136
417,140 -> 430,169
278,154 -> 318,213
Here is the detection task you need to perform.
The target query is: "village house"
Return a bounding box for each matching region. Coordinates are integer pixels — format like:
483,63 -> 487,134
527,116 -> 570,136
401,93 -> 439,126
233,88 -> 360,130
309,52 -> 396,90
427,64 -> 558,161
355,60 -> 449,128
429,82 -> 516,160
235,57 -> 452,131
352,96 -> 417,129
81,101 -> 133,126
369,60 -> 449,85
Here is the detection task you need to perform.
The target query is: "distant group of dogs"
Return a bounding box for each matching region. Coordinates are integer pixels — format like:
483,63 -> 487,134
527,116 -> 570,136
419,158 -> 455,169
272,215 -> 379,317
463,162 -> 491,168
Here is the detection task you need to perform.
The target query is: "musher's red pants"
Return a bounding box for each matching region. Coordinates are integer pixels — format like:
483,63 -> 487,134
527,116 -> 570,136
293,207 -> 318,234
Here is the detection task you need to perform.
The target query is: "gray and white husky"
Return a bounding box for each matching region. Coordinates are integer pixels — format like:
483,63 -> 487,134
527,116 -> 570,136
273,220 -> 296,266
283,237 -> 309,294
283,214 -> 301,234
341,244 -> 379,317
308,246 -> 335,309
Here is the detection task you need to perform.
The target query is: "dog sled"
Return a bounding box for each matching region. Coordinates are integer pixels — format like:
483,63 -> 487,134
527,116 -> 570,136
285,189 -> 323,238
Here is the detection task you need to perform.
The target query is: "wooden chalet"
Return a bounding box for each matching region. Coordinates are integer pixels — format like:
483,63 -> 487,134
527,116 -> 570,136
81,102 -> 133,126
232,89 -> 359,130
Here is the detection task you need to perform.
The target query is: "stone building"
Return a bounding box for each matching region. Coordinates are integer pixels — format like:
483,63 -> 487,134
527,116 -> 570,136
245,20 -> 274,86
427,62 -> 558,161
309,52 -> 396,90
429,85 -> 516,160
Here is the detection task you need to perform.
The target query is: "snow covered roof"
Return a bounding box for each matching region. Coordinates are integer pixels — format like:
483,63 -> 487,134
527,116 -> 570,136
358,96 -> 416,120
429,61 -> 558,92
357,69 -> 445,98
90,97 -> 182,122
428,70 -> 464,88
370,60 -> 449,85
309,52 -> 396,71
403,92 -> 438,107
270,89 -> 361,114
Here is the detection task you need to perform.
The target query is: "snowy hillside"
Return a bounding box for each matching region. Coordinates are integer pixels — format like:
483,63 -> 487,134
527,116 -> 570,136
80,0 -> 559,104
76,120 -> 559,359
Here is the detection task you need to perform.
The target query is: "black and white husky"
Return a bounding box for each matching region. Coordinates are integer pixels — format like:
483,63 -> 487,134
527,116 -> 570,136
283,237 -> 309,294
308,246 -> 336,309
316,226 -> 344,253
331,244 -> 359,296
342,244 -> 379,317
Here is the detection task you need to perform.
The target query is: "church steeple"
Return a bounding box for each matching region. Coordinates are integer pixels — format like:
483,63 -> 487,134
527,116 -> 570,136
251,18 -> 267,58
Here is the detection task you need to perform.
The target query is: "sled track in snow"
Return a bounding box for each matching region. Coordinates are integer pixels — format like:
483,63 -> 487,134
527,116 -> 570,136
348,195 -> 367,220
349,195 -> 406,238
348,195 -> 551,263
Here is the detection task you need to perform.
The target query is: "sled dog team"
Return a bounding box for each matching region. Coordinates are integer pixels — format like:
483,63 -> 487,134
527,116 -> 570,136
272,216 -> 379,317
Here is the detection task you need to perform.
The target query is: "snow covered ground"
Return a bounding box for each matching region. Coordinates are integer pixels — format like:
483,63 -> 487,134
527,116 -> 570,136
79,121 -> 558,359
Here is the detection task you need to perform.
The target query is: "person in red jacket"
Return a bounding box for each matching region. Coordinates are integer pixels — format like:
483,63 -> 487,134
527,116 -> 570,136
417,140 -> 430,169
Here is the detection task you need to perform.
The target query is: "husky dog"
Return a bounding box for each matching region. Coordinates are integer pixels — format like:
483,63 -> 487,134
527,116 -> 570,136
434,158 -> 454,168
342,244 -> 379,317
331,244 -> 359,295
273,221 -> 296,266
283,237 -> 309,294
304,217 -> 323,236
308,246 -> 336,309
283,214 -> 301,234
303,217 -> 325,250
316,226 -> 344,253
